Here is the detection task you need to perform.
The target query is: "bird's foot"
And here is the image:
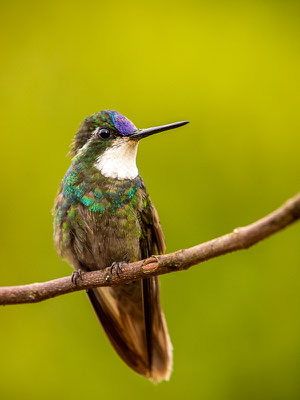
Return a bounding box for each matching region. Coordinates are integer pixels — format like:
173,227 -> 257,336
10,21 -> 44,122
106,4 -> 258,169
71,269 -> 83,285
110,261 -> 126,278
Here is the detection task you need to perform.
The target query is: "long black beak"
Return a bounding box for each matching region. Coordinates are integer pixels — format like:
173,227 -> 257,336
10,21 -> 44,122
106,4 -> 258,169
130,120 -> 189,140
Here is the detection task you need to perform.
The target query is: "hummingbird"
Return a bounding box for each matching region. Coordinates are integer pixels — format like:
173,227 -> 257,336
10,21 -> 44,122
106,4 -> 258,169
53,110 -> 189,382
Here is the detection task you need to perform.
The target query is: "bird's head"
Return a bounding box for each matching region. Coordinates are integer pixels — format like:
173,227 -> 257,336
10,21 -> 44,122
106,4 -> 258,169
70,110 -> 189,180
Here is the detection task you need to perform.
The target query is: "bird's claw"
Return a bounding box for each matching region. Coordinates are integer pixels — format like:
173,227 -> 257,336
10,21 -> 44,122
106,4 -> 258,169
110,261 -> 126,278
71,269 -> 83,285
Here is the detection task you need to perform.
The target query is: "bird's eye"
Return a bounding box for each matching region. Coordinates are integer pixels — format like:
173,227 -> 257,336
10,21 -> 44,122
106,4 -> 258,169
97,128 -> 111,140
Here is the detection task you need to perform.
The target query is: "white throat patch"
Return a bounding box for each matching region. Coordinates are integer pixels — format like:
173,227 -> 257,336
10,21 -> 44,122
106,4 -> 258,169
94,138 -> 139,180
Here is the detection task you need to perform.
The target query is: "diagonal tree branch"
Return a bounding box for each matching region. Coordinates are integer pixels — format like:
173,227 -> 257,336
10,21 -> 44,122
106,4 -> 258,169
1,192 -> 300,306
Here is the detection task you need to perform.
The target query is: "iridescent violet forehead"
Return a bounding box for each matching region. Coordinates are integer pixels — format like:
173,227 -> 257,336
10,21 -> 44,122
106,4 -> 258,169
108,110 -> 137,136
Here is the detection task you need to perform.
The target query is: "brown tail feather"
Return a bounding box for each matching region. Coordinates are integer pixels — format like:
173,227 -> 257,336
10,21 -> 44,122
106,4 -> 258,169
87,277 -> 172,382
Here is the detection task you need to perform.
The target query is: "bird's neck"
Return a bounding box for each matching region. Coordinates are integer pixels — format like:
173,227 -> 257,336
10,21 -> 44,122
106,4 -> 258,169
94,138 -> 139,180
73,138 -> 139,181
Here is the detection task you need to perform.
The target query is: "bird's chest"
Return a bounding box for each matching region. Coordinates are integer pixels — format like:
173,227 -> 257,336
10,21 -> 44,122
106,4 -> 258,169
58,175 -> 146,269
93,204 -> 142,264
84,192 -> 143,268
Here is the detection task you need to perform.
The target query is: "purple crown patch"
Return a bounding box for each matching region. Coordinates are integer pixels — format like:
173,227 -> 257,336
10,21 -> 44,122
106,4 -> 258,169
109,111 -> 137,136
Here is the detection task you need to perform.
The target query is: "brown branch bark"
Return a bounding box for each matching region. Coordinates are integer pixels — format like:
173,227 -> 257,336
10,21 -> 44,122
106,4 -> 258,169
1,192 -> 300,306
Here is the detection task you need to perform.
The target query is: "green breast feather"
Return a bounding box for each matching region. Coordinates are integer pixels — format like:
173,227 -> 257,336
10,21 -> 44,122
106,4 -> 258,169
53,162 -> 148,251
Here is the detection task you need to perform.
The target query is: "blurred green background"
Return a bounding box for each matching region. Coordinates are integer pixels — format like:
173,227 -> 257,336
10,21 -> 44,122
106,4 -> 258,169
0,0 -> 299,399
